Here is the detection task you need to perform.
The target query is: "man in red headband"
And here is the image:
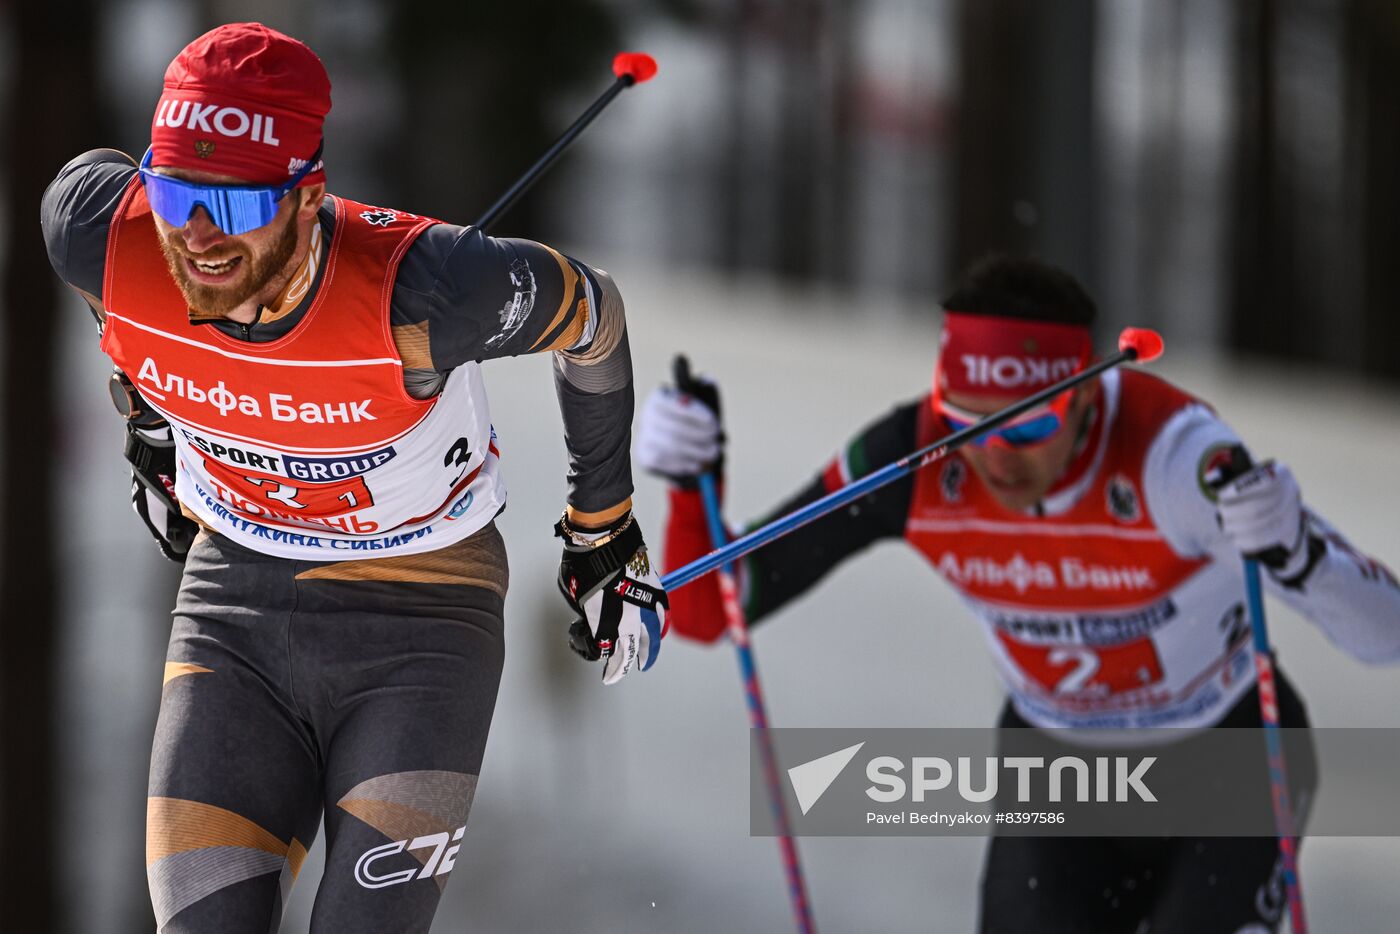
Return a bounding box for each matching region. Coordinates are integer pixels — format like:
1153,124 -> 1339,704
42,22 -> 666,932
637,255 -> 1400,932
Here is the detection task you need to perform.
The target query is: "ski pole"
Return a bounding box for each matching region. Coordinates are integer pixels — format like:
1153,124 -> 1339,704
474,52 -> 657,231
1242,557 -> 1308,933
1214,444 -> 1309,933
661,328 -> 1165,592
675,357 -> 816,934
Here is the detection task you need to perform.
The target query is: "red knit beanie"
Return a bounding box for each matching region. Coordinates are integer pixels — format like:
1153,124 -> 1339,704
150,23 -> 330,186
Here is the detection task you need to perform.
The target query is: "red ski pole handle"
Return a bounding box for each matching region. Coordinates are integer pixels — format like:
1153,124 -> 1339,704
474,53 -> 658,232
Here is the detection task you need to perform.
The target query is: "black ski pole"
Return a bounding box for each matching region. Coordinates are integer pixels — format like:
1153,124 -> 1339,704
474,53 -> 657,232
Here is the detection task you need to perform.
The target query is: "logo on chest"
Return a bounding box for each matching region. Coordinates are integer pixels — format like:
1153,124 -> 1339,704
991,599 -> 1178,646
135,357 -> 378,426
936,551 -> 1157,595
1105,473 -> 1142,523
939,459 -> 966,503
360,209 -> 398,227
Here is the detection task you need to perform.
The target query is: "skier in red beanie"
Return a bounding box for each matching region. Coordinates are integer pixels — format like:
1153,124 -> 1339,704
43,23 -> 665,932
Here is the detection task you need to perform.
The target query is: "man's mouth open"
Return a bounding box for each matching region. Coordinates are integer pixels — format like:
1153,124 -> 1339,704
185,254 -> 243,284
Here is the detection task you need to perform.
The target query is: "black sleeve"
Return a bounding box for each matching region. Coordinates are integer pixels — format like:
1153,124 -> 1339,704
742,399 -> 922,624
40,149 -> 137,300
391,224 -> 594,367
391,224 -> 635,512
553,351 -> 635,514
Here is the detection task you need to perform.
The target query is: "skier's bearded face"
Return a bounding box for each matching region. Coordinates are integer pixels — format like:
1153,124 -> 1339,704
150,167 -> 323,319
948,386 -> 1095,512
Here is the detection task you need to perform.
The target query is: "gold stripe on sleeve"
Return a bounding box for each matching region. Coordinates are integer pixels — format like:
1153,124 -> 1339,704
538,297 -> 590,352
526,245 -> 579,352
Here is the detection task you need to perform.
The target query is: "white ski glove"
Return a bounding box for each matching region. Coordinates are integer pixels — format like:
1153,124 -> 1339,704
635,384 -> 722,483
1215,459 -> 1313,580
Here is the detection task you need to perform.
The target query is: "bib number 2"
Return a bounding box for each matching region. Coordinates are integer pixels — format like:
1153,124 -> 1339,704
996,632 -> 1165,698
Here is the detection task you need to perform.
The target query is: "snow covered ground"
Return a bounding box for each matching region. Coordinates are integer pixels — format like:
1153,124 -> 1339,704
57,262 -> 1400,932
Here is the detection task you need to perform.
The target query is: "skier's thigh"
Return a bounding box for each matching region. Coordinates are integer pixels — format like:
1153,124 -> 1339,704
308,598 -> 504,934
147,622 -> 323,933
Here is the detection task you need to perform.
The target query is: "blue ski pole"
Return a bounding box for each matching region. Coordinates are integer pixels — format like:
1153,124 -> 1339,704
675,356 -> 816,934
1242,557 -> 1308,933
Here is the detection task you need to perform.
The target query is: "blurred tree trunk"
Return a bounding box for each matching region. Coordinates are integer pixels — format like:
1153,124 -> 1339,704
1231,0 -> 1398,378
952,0 -> 1096,289
1,2 -> 99,929
953,0 -> 1036,270
1136,0 -> 1185,335
385,0 -> 618,241
827,0 -> 857,289
1229,0 -> 1291,358
718,0 -> 752,272
1350,0 -> 1400,379
773,0 -> 822,281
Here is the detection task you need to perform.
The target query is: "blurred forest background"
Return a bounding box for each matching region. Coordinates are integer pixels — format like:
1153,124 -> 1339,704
2,0 -> 1399,931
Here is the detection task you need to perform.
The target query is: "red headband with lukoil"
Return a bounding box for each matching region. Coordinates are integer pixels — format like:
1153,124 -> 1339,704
149,22 -> 330,187
936,311 -> 1093,397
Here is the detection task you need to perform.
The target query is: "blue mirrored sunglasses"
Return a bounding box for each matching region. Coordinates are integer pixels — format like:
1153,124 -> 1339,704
938,401 -> 1065,448
138,142 -> 323,236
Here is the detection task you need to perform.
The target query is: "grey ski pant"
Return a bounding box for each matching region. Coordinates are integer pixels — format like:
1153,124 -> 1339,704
146,523 -> 508,933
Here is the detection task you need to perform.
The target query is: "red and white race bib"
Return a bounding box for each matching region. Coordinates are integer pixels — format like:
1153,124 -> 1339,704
101,186 -> 505,560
